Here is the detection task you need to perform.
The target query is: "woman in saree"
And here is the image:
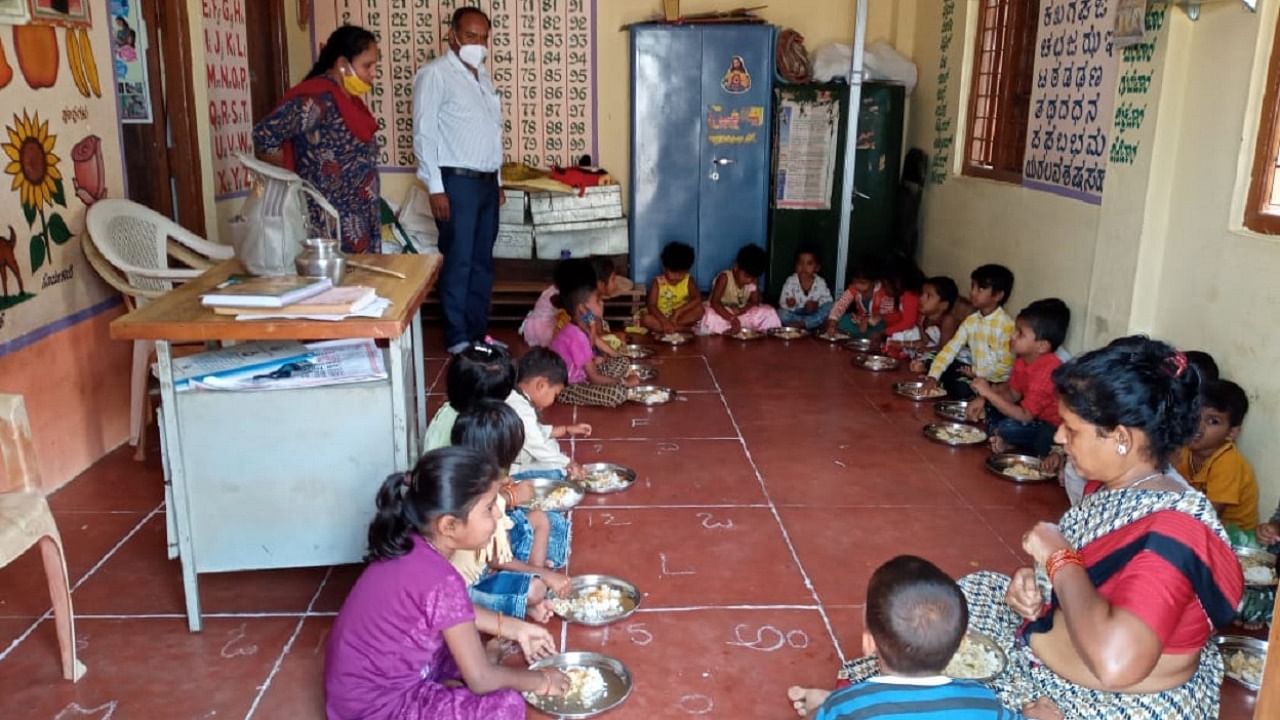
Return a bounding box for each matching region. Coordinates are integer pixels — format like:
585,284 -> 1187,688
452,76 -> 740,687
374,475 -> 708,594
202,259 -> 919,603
792,336 -> 1244,719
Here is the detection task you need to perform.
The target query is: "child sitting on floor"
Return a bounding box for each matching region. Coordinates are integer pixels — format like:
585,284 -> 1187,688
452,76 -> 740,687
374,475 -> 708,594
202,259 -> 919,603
507,348 -> 591,478
452,400 -> 572,622
550,284 -> 639,407
696,243 -> 781,335
778,246 -> 834,330
875,254 -> 922,348
324,447 -> 569,720
824,256 -> 887,340
788,555 -> 1054,719
923,264 -> 1016,400
424,342 -> 516,451
1174,379 -> 1258,533
905,276 -> 961,367
639,241 -> 704,334
967,298 -> 1070,458
519,259 -> 589,348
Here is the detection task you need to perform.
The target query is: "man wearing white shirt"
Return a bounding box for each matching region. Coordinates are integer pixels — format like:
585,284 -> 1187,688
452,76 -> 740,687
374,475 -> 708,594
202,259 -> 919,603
413,7 -> 505,353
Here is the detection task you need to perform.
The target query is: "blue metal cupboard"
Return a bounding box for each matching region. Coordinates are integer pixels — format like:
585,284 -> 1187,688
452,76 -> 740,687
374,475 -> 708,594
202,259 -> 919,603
629,23 -> 776,286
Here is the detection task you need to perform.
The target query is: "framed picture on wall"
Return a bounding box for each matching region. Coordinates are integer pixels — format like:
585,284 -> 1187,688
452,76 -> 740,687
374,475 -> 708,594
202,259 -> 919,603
28,0 -> 91,27
0,0 -> 31,25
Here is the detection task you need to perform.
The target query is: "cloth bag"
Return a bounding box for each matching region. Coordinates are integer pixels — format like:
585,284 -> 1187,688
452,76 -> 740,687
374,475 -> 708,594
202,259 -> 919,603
227,153 -> 341,275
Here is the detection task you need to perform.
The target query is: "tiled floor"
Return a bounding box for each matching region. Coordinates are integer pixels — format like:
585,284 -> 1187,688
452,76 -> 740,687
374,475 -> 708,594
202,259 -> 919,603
0,330 -> 1258,719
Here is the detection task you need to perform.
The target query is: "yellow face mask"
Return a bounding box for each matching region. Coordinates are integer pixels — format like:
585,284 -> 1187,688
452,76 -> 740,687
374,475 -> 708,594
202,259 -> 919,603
340,64 -> 371,96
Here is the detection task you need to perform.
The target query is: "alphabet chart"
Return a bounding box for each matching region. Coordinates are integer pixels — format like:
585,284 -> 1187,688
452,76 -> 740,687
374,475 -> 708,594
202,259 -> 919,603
312,0 -> 598,171
1021,0 -> 1119,204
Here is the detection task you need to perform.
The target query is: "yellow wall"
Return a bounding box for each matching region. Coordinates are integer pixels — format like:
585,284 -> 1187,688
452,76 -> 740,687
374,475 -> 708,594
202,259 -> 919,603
284,0 -> 916,211
910,0 -> 1280,516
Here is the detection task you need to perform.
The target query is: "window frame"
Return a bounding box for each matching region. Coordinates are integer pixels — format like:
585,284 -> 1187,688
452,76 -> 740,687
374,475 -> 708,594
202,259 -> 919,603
1243,18 -> 1280,235
962,0 -> 1038,184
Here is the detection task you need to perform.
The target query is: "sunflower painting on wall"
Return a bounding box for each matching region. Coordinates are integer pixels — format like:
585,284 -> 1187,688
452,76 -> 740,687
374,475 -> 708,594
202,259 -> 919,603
3,109 -> 73,285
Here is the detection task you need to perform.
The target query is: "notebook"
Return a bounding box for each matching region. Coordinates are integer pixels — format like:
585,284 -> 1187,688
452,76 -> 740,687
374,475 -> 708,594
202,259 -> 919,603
200,276 -> 333,308
210,286 -> 378,316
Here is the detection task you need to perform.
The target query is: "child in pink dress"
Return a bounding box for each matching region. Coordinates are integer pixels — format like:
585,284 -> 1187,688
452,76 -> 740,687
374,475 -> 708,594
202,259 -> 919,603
325,447 -> 570,719
695,244 -> 781,335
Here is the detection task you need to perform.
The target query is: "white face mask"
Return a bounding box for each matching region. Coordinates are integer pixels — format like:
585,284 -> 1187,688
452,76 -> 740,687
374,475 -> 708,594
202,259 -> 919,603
458,43 -> 487,67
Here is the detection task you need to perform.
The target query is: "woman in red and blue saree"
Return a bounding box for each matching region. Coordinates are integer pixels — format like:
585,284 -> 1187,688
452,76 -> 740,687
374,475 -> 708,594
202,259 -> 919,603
822,337 -> 1244,720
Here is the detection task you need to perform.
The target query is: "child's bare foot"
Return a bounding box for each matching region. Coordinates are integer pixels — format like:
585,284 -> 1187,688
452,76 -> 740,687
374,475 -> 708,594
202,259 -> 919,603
787,686 -> 831,717
528,598 -> 554,623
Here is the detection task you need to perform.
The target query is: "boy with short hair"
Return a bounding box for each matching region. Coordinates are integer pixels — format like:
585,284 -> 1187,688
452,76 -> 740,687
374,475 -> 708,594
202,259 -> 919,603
506,348 -> 592,477
1174,379 -> 1258,531
924,264 -> 1016,400
808,556 -> 1032,719
968,298 -> 1071,458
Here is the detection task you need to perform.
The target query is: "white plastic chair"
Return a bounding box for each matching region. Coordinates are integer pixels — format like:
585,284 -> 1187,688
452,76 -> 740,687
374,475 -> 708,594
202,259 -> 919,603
84,200 -> 233,459
0,394 -> 86,681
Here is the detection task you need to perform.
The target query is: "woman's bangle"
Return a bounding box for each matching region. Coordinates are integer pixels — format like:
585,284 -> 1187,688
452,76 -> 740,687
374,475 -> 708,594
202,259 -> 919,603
496,613 -> 504,639
1046,548 -> 1083,584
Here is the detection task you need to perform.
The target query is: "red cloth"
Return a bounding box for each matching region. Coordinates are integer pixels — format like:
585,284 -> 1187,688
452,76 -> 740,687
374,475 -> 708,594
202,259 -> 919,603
881,291 -> 919,336
1071,502 -> 1244,652
1010,352 -> 1062,425
276,76 -> 378,171
550,165 -> 609,196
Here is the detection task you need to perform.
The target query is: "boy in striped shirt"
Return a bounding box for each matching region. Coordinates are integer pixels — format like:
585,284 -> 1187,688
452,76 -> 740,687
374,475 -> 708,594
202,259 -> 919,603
807,556 -> 1053,720
923,265 -> 1015,400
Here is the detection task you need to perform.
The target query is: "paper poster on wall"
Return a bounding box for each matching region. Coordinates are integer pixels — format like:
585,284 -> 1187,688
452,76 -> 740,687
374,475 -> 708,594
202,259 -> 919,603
1114,0 -> 1146,48
0,0 -> 31,24
312,0 -> 598,171
1021,0 -> 1120,204
109,0 -> 151,123
203,0 -> 253,198
774,93 -> 839,210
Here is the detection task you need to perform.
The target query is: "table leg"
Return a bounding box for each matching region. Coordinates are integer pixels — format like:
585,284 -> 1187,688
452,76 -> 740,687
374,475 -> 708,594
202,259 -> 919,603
389,326 -> 411,469
411,311 -> 427,457
155,340 -> 204,632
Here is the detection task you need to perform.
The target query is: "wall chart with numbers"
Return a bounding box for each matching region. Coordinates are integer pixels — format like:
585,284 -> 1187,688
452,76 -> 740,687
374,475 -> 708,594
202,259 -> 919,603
312,0 -> 598,172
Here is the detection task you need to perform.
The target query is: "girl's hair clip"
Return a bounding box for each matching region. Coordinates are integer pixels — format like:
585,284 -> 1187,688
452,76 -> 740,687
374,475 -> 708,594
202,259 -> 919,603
1166,351 -> 1188,378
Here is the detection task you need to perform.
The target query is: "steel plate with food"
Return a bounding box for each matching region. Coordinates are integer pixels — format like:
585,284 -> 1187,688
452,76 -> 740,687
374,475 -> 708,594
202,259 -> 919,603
619,344 -> 655,359
524,652 -> 633,718
625,384 -> 675,406
841,337 -> 875,353
551,574 -> 641,626
1216,636 -> 1268,691
944,631 -> 1006,682
768,326 -> 809,341
816,330 -> 851,343
1234,547 -> 1278,587
727,327 -> 764,341
623,363 -> 658,382
985,454 -> 1054,483
923,422 -> 988,446
657,332 -> 693,346
578,463 -> 637,494
893,381 -> 947,401
851,353 -> 900,372
522,478 -> 586,512
934,400 -> 972,423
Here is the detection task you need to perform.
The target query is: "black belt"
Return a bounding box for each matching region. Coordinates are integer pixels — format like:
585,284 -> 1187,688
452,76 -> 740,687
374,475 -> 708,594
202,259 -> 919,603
441,167 -> 497,180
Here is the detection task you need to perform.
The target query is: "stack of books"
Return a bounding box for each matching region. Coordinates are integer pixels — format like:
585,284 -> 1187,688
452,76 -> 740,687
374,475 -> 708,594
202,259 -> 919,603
201,277 -> 388,320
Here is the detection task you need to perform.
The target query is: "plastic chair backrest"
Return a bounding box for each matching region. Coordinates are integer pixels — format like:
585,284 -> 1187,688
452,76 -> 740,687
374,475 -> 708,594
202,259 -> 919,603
0,394 -> 41,495
86,199 -> 191,294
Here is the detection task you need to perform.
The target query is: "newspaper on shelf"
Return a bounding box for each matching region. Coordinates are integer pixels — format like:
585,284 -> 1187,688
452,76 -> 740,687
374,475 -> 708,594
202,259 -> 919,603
230,295 -> 393,321
189,339 -> 388,392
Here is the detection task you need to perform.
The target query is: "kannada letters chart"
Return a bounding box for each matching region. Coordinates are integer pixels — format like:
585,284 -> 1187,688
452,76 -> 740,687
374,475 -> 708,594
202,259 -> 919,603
313,0 -> 596,171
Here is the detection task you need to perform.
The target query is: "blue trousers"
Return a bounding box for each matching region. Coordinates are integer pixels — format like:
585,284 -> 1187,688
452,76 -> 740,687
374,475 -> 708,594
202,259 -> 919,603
436,172 -> 499,350
778,301 -> 834,330
987,406 -> 1057,456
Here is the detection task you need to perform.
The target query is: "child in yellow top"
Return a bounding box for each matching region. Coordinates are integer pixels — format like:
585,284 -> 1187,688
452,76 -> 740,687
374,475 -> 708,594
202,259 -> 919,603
1174,379 -> 1258,531
639,241 -> 704,333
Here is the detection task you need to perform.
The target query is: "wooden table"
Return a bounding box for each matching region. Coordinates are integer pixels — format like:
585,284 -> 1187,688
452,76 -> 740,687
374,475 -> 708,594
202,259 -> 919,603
112,255 -> 440,631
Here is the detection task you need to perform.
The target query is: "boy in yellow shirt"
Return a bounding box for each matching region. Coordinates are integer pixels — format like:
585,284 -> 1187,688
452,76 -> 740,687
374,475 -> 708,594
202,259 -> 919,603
1174,379 -> 1258,531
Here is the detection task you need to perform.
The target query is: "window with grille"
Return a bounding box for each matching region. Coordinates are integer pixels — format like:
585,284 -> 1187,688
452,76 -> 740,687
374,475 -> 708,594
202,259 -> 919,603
1244,25 -> 1280,234
963,0 -> 1039,183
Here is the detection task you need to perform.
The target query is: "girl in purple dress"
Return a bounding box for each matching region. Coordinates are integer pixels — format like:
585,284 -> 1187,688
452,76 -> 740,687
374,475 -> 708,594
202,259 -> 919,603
325,447 -> 571,719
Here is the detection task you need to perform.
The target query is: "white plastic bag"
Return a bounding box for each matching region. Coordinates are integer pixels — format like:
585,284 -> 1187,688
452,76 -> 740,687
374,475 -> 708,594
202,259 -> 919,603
811,41 -> 918,93
397,183 -> 440,254
811,43 -> 853,83
227,153 -> 341,275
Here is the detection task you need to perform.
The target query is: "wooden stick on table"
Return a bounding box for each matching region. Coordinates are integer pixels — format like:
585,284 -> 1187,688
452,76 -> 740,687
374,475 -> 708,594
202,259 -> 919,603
348,260 -> 407,279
